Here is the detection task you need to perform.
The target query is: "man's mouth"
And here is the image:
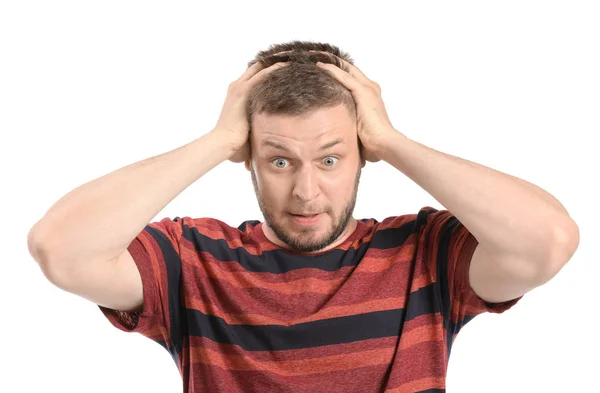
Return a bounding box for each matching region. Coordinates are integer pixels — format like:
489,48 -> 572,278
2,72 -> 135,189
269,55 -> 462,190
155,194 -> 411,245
289,212 -> 323,225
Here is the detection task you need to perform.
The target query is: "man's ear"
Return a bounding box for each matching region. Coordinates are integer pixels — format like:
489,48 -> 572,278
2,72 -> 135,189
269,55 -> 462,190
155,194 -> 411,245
245,159 -> 251,171
358,145 -> 366,168
245,134 -> 253,171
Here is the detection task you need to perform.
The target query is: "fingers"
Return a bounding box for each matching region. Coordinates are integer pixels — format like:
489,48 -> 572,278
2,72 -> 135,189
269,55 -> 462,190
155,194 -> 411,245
339,61 -> 370,85
239,61 -> 290,83
308,50 -> 372,86
238,61 -> 265,82
236,50 -> 376,97
227,61 -> 290,101
316,61 -> 363,93
246,61 -> 290,86
231,62 -> 290,96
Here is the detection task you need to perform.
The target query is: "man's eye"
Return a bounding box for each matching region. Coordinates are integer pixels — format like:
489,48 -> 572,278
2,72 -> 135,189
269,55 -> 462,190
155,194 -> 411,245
272,158 -> 289,168
272,157 -> 338,169
323,156 -> 338,166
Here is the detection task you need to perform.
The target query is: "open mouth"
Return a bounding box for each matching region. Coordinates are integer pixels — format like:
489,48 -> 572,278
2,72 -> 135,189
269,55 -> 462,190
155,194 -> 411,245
290,212 -> 322,225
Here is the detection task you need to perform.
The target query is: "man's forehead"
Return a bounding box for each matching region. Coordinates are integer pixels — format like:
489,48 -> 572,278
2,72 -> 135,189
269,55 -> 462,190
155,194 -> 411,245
259,137 -> 346,153
251,104 -> 357,152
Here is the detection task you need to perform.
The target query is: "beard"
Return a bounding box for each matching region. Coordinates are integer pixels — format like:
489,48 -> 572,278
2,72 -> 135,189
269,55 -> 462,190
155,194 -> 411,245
250,161 -> 361,253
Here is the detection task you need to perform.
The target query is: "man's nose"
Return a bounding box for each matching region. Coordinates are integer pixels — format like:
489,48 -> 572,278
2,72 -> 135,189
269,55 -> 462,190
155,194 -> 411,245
292,167 -> 321,202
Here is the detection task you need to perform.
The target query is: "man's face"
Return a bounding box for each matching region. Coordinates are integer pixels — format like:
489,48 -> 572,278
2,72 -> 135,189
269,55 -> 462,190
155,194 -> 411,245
246,104 -> 365,253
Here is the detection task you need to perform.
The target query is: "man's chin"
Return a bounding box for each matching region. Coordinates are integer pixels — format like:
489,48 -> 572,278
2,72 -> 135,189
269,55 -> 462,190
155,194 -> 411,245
270,222 -> 331,251
288,239 -> 332,253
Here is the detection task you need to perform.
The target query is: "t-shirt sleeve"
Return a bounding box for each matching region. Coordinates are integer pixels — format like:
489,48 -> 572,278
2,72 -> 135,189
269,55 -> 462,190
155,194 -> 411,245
421,208 -> 523,331
97,216 -> 185,354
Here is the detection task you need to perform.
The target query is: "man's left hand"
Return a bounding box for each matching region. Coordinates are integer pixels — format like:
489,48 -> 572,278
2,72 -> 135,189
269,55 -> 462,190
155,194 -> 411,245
315,58 -> 403,162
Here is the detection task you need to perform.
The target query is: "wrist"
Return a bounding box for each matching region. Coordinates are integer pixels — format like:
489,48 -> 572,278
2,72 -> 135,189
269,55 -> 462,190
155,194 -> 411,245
211,128 -> 246,155
371,129 -> 410,159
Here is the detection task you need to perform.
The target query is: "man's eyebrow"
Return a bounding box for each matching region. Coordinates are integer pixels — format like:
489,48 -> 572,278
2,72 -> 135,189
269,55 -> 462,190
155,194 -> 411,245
261,138 -> 345,152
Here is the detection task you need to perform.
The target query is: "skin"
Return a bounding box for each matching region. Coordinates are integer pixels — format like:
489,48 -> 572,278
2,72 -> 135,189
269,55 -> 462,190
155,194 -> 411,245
245,103 -> 366,254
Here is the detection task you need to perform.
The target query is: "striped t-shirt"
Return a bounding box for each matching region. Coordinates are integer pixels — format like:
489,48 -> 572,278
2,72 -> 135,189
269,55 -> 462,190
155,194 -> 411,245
98,206 -> 523,392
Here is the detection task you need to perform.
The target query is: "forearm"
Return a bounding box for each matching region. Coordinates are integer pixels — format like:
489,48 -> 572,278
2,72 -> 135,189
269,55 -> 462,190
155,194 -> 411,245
376,131 -> 576,265
28,129 -> 235,267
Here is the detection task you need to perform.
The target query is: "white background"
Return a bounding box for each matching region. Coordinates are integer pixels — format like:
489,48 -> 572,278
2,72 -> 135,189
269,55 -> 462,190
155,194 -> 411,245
2,1 -> 598,392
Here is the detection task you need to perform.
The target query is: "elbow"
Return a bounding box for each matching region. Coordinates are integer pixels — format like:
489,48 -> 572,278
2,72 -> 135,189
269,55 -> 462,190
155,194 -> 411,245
28,229 -> 64,286
540,220 -> 580,282
27,228 -> 46,264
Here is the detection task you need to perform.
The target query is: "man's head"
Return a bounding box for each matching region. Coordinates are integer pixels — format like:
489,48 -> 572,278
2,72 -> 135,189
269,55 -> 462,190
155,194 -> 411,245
246,41 -> 357,130
244,41 -> 365,253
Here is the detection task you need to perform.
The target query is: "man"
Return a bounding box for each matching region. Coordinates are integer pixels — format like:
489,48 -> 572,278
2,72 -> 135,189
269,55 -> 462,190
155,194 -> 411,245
27,41 -> 579,392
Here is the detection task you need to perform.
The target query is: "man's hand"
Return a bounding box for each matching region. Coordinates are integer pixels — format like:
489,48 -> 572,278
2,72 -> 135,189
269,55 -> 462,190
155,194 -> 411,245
215,60 -> 291,163
315,58 -> 403,163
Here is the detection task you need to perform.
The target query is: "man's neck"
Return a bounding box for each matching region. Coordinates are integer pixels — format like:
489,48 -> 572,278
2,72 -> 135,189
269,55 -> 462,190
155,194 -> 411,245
261,217 -> 358,254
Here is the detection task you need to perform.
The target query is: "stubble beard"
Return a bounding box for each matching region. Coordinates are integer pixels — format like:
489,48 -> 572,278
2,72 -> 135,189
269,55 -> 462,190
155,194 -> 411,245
250,163 -> 361,253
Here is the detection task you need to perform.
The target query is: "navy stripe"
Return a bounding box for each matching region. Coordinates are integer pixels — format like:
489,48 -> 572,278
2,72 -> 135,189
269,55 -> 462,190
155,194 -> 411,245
182,219 -> 417,274
184,283 -> 441,351
146,222 -> 185,362
436,214 -> 454,358
436,214 -> 477,358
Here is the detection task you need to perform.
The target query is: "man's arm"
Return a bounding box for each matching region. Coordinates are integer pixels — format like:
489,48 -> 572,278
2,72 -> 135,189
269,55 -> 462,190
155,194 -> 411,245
27,60 -> 290,284
27,129 -> 236,280
314,55 -> 579,303
375,132 -> 579,300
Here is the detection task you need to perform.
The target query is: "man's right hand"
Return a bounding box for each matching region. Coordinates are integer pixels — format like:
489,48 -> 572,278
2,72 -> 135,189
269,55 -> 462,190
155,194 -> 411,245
214,60 -> 291,163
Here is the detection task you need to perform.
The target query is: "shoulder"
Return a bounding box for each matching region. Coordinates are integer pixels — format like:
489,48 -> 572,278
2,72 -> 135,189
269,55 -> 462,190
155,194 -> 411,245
370,206 -> 442,232
359,207 -> 453,249
174,216 -> 263,243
